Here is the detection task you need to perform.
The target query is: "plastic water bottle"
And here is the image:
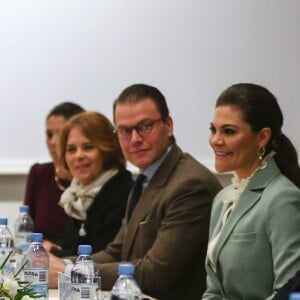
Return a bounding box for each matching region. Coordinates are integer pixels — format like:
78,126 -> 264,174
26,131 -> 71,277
0,217 -> 13,272
290,293 -> 300,300
71,245 -> 100,300
14,205 -> 34,254
110,263 -> 142,300
24,233 -> 49,300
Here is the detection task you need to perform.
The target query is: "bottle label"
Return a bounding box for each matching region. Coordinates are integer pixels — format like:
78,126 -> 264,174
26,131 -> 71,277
24,268 -> 48,297
110,293 -> 141,300
15,232 -> 31,252
71,283 -> 98,300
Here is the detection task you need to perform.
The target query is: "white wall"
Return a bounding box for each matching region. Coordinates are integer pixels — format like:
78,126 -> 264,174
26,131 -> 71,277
0,175 -> 24,233
0,1 -> 299,225
0,0 -> 299,174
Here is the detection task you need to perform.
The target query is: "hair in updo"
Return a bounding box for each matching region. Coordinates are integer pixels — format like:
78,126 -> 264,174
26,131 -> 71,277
216,83 -> 300,187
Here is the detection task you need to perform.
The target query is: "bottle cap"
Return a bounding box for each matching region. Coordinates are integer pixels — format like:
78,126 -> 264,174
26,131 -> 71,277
290,293 -> 300,300
20,205 -> 29,213
0,218 -> 8,225
118,263 -> 135,275
78,245 -> 92,255
31,233 -> 43,242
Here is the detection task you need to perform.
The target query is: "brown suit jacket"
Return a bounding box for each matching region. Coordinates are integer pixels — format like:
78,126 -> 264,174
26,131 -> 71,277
92,144 -> 222,299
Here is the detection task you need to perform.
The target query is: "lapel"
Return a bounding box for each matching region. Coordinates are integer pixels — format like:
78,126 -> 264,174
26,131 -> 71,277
122,144 -> 183,258
213,158 -> 280,269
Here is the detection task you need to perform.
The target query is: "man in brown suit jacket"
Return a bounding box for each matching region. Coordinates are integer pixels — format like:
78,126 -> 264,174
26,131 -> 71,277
49,83 -> 221,299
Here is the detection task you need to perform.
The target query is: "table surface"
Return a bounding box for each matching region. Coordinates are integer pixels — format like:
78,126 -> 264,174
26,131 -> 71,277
49,289 -> 111,300
49,289 -> 58,299
49,289 -> 156,300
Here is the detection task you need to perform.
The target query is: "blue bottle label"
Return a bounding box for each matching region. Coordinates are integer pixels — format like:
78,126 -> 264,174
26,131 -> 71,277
24,268 -> 48,297
15,232 -> 31,252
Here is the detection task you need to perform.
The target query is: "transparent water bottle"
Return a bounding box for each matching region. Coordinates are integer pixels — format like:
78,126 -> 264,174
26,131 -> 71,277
24,233 -> 49,300
14,205 -> 34,254
0,217 -> 13,273
71,245 -> 100,300
290,293 -> 300,300
110,263 -> 142,300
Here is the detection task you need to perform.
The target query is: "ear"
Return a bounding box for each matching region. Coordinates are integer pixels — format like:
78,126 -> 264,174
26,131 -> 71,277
165,116 -> 174,137
258,127 -> 272,148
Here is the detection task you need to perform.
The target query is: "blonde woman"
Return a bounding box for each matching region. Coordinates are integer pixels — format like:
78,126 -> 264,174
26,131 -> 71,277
46,111 -> 133,257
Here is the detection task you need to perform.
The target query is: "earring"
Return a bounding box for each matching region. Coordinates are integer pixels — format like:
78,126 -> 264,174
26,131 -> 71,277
258,146 -> 266,161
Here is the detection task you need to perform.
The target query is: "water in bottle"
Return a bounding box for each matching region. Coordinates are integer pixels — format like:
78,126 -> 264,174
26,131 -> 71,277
0,217 -> 13,273
14,205 -> 34,254
290,293 -> 300,300
71,244 -> 100,300
110,263 -> 142,300
24,233 -> 49,300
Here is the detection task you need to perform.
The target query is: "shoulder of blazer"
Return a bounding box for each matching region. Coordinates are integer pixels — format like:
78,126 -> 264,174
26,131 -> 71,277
147,143 -> 184,188
149,143 -> 221,192
247,158 -> 282,191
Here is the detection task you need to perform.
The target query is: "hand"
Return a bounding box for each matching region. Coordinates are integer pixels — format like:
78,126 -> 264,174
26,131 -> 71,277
48,253 -> 66,289
43,239 -> 61,252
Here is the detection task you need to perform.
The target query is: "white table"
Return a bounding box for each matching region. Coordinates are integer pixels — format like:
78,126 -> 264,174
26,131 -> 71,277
49,289 -> 110,299
49,289 -> 58,299
49,289 -> 58,300
49,289 -> 156,300
49,289 -> 110,300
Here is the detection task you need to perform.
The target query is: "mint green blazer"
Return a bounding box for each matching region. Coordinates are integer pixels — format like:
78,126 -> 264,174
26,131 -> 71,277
203,158 -> 300,300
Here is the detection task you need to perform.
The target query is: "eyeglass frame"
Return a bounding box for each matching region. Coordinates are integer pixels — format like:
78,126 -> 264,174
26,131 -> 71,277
114,118 -> 163,139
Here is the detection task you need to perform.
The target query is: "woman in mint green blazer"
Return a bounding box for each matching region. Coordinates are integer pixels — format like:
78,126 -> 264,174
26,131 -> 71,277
203,83 -> 300,300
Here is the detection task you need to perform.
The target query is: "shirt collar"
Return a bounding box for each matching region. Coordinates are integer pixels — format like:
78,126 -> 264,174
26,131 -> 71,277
142,144 -> 173,182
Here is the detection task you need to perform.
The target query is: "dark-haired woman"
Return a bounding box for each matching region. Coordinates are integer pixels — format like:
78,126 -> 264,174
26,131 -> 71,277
24,102 -> 85,241
203,83 -> 300,300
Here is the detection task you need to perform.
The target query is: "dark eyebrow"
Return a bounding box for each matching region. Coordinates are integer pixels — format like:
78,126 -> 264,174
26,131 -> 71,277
117,118 -> 153,128
221,124 -> 238,128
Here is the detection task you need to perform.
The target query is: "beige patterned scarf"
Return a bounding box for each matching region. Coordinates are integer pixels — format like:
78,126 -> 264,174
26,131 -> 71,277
59,169 -> 118,220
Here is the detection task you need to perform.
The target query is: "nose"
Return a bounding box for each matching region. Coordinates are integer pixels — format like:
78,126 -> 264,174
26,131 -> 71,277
130,128 -> 143,142
75,148 -> 85,158
49,134 -> 57,147
210,133 -> 224,146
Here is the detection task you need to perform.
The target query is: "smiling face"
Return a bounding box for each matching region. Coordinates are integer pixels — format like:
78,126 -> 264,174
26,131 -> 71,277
114,98 -> 173,171
65,127 -> 103,185
209,105 -> 270,179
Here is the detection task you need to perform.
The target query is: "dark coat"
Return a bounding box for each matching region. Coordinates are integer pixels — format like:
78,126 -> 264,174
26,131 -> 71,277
51,168 -> 133,257
273,271 -> 300,300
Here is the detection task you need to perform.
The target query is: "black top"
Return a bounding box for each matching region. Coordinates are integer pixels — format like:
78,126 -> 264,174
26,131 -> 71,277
273,271 -> 300,300
51,168 -> 133,257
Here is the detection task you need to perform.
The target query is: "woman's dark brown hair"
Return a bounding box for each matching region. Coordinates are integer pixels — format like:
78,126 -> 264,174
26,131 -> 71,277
216,83 -> 300,188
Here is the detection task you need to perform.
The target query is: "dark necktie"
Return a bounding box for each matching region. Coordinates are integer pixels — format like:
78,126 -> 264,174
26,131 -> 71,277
128,174 -> 146,219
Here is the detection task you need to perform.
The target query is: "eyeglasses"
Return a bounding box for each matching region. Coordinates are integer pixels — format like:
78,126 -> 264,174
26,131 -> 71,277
115,118 -> 163,139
